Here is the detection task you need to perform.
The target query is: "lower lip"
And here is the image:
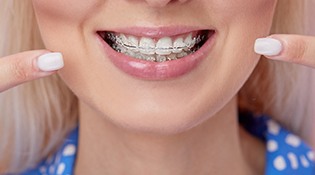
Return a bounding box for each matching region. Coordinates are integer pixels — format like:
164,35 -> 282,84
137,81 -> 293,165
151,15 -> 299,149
97,32 -> 216,80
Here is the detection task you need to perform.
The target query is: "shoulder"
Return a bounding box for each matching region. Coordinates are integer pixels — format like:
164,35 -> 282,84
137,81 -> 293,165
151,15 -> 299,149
19,127 -> 78,175
264,119 -> 314,174
240,111 -> 315,175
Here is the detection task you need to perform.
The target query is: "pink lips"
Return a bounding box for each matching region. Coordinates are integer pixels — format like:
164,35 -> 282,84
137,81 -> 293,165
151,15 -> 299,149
97,27 -> 216,80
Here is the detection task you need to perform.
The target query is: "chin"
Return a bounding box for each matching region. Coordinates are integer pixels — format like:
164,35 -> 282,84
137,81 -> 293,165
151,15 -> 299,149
108,111 -> 207,135
85,95 -> 234,135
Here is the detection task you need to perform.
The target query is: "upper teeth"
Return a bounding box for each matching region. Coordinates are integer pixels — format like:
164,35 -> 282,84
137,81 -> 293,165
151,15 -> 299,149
115,33 -> 197,55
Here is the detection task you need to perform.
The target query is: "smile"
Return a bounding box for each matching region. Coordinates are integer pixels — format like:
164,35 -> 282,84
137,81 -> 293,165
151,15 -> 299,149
96,27 -> 216,80
98,30 -> 211,62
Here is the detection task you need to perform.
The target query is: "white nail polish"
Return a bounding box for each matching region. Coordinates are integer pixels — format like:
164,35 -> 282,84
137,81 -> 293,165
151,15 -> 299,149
37,52 -> 64,71
254,38 -> 282,56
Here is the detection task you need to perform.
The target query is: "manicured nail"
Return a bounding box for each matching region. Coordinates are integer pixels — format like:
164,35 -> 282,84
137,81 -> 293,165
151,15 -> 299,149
254,38 -> 282,56
37,52 -> 64,72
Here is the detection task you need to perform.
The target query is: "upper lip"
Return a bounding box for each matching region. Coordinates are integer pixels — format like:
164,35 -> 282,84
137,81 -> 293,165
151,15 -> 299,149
96,26 -> 213,38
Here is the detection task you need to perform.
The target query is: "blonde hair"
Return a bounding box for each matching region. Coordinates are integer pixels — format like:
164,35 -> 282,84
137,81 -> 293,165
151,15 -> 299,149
0,0 -> 312,173
0,1 -> 78,172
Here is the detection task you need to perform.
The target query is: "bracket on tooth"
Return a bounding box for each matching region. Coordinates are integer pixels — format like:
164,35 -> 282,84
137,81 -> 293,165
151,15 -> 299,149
107,33 -> 116,41
113,34 -> 199,54
107,32 -> 205,62
113,42 -> 192,62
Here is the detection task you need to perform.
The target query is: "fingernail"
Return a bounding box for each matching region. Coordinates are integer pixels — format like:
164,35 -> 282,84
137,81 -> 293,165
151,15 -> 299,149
254,38 -> 282,56
37,52 -> 64,72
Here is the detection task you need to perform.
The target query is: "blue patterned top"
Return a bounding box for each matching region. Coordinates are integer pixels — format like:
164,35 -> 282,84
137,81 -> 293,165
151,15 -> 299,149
20,113 -> 315,175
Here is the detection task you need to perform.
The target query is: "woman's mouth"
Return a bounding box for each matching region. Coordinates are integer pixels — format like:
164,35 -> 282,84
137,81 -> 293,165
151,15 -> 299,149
96,27 -> 216,80
98,30 -> 211,62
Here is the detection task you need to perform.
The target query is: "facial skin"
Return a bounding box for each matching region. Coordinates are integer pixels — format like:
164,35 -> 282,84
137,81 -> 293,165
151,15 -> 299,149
31,0 -> 277,134
30,0 -> 278,174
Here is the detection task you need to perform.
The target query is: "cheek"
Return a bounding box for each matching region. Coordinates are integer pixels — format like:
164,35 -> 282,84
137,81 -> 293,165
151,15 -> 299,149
209,0 -> 277,26
31,0 -> 104,23
211,0 -> 277,62
31,0 -> 105,93
213,0 -> 277,13
201,0 -> 278,103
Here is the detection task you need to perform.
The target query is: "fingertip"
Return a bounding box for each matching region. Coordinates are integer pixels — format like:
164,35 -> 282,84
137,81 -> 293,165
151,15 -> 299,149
254,37 -> 283,57
37,52 -> 64,72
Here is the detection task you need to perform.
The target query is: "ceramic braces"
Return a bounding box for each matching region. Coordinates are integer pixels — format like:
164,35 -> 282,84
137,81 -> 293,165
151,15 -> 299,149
106,32 -> 207,62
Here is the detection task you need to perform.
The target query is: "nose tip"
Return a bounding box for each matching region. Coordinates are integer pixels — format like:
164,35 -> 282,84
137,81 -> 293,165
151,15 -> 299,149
145,0 -> 188,7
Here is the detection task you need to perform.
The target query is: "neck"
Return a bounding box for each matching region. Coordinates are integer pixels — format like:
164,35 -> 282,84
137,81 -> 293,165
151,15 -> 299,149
75,97 -> 262,175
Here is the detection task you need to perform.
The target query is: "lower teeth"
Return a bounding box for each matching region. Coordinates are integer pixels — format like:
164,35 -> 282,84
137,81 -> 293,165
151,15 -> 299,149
114,43 -> 194,62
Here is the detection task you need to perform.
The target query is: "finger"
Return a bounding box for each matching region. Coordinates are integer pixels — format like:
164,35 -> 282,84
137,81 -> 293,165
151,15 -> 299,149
254,35 -> 315,67
0,50 -> 64,92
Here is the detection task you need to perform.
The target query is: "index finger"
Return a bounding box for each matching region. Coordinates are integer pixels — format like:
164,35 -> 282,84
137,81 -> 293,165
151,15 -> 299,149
0,50 -> 64,92
254,35 -> 315,67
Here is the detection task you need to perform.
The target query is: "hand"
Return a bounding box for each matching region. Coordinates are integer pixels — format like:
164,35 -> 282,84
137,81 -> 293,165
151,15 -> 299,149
0,50 -> 64,92
255,35 -> 315,148
254,34 -> 315,67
